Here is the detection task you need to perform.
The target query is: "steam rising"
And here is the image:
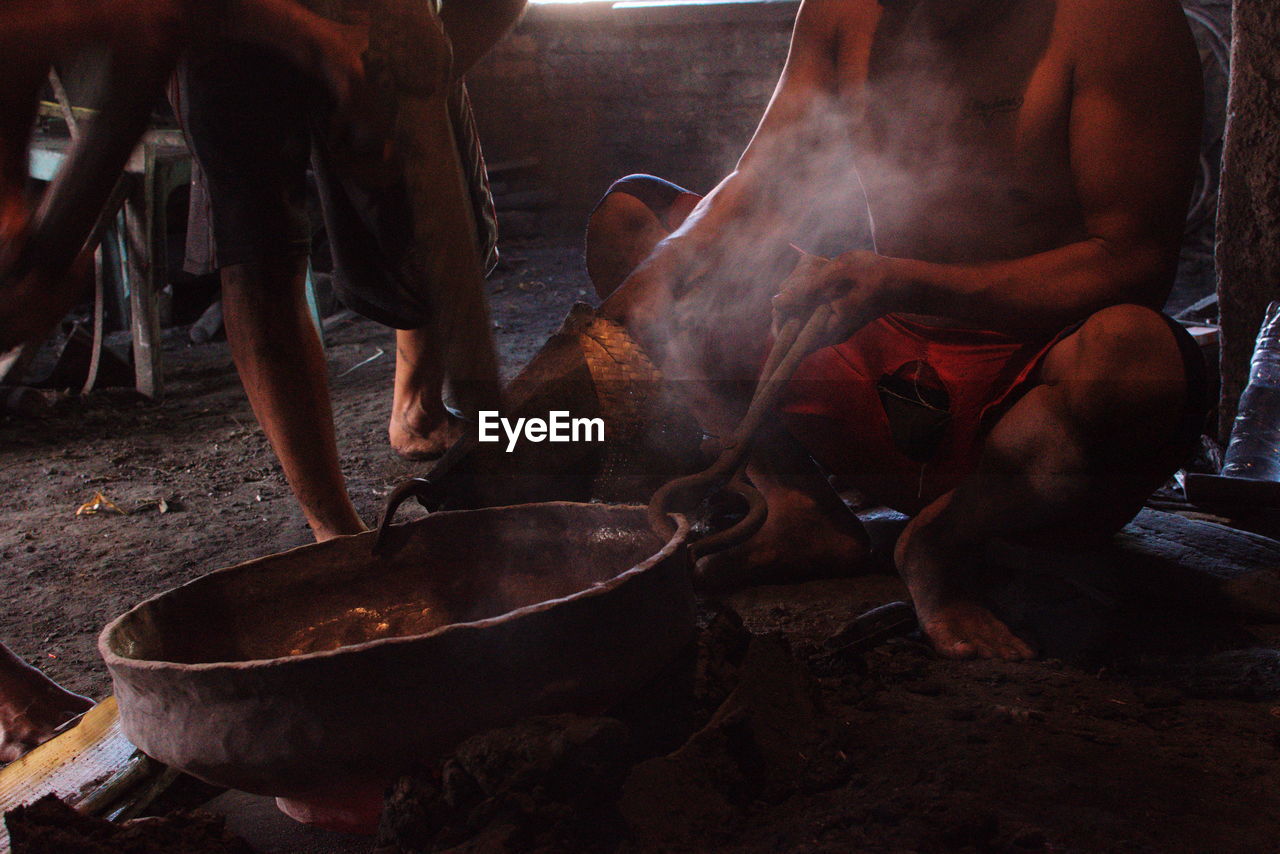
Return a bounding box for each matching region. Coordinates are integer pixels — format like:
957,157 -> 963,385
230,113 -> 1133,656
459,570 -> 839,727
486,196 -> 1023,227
645,1 -> 1057,413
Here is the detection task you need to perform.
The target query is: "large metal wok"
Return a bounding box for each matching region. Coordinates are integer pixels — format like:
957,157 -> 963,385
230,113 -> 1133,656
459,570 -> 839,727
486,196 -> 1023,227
98,279 -> 832,832
99,503 -> 695,828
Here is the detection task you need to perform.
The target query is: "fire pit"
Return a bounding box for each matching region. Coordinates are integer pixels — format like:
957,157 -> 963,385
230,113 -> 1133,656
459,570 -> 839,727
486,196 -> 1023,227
98,503 -> 692,832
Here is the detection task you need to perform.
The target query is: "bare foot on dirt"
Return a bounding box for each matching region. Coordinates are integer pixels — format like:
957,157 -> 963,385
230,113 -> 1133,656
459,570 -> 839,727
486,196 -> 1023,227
895,514 -> 1035,661
312,521 -> 368,543
0,651 -> 94,764
389,405 -> 464,461
696,488 -> 869,591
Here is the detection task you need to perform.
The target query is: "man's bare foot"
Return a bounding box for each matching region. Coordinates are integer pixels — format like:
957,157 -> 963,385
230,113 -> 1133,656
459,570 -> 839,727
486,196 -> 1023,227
0,653 -> 94,763
389,405 -> 464,461
895,512 -> 1035,661
312,520 -> 367,543
696,488 -> 868,591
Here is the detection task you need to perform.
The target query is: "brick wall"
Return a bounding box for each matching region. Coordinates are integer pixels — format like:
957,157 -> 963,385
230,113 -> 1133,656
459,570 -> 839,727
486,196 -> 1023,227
466,1 -> 799,233
467,0 -> 1227,261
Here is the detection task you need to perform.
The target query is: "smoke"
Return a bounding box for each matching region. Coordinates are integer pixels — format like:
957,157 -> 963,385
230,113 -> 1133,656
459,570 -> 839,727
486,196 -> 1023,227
640,7 -> 1052,428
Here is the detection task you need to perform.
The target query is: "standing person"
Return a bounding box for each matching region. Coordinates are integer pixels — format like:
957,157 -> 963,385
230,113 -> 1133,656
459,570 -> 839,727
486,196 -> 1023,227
0,0 -> 375,762
0,0 -> 367,355
177,0 -> 527,541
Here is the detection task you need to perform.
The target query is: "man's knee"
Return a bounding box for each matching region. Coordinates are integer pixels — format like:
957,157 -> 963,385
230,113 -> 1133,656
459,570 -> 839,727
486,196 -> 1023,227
1049,303 -> 1192,439
1073,304 -> 1185,383
586,189 -> 662,252
587,174 -> 697,246
586,176 -> 692,300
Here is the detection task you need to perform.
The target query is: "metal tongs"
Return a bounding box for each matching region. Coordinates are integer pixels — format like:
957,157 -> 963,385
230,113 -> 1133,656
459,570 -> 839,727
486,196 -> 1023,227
648,252 -> 838,561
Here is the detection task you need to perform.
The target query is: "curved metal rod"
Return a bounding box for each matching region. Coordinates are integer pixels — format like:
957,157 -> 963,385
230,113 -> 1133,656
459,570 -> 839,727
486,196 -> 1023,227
704,304 -> 835,486
648,302 -> 836,558
373,477 -> 434,554
648,467 -> 721,542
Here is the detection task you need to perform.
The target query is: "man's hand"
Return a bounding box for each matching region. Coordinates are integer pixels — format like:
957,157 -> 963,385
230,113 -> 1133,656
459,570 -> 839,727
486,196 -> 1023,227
771,249 -> 896,343
0,645 -> 93,764
0,197 -> 30,280
307,19 -> 370,115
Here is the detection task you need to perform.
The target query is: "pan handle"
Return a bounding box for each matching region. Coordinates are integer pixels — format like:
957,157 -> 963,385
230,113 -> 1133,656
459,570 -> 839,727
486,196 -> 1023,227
374,477 -> 435,554
648,469 -> 715,542
688,476 -> 767,561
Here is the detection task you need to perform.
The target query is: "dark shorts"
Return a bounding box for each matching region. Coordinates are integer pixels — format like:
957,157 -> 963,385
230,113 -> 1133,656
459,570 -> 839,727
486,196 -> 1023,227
174,41 -> 499,329
601,174 -> 1211,514
597,174 -> 701,232
175,43 -> 318,275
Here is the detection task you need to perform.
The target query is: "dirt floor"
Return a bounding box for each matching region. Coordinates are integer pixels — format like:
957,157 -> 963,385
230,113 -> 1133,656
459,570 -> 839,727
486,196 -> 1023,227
0,238 -> 592,702
3,237 -> 1280,852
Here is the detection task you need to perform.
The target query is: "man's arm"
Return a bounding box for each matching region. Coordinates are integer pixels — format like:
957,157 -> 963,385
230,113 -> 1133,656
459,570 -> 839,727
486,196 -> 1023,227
0,0 -> 200,59
672,0 -> 848,255
795,0 -> 1202,338
0,2 -> 119,53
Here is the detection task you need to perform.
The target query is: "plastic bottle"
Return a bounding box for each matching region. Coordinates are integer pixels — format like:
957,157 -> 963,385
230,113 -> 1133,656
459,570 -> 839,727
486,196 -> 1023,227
1221,300 -> 1280,480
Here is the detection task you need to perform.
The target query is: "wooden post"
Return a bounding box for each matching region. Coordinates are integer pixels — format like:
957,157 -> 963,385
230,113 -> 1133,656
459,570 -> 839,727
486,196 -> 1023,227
1215,0 -> 1280,440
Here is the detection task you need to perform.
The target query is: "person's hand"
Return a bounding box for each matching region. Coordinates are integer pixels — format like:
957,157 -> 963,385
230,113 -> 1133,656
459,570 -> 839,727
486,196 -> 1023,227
309,19 -> 370,115
0,195 -> 31,280
771,249 -> 896,344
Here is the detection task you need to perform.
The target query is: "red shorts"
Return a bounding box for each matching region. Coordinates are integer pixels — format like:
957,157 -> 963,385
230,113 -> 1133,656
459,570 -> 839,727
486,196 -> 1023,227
779,314 -> 1062,514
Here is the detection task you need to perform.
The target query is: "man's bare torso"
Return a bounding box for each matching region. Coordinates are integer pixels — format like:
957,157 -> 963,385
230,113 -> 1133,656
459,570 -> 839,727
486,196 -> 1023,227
834,0 -> 1084,267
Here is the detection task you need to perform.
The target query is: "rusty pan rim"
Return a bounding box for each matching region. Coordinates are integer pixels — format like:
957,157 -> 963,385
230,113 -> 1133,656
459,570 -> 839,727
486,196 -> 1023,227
98,502 -> 689,674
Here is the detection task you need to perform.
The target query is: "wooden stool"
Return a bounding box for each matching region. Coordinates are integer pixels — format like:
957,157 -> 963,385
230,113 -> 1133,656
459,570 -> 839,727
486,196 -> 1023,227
29,130 -> 191,399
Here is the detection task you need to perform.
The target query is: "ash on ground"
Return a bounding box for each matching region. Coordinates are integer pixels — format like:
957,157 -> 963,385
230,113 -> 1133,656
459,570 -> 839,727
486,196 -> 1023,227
373,584 -> 1280,854
6,794 -> 253,854
375,608 -> 856,854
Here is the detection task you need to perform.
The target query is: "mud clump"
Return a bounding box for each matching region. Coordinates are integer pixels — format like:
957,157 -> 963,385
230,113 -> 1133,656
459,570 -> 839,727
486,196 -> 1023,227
618,631 -> 853,851
375,609 -> 853,853
5,794 -> 253,854
376,715 -> 631,853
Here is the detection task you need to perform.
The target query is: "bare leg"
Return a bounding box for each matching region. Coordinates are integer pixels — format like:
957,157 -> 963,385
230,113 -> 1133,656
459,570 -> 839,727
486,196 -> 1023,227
379,1 -> 523,460
426,260 -> 502,423
586,190 -> 697,300
896,305 -> 1190,660
0,642 -> 92,763
221,256 -> 365,541
588,185 -> 868,589
389,326 -> 464,459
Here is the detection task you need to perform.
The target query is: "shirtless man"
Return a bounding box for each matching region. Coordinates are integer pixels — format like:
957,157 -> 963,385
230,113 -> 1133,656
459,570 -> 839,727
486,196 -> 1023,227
587,0 -> 1204,659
